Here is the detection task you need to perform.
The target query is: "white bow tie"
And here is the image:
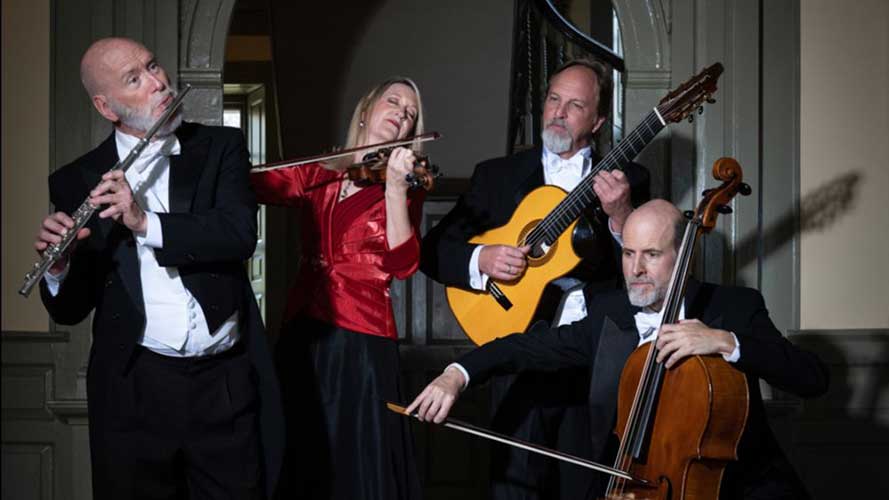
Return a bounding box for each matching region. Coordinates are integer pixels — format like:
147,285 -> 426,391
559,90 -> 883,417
551,155 -> 585,174
634,310 -> 663,334
132,135 -> 181,174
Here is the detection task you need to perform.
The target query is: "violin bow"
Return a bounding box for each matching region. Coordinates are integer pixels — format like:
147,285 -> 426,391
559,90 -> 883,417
250,132 -> 441,173
386,402 -> 647,484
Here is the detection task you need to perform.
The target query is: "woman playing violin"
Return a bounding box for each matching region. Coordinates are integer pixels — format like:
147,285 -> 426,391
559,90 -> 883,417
250,78 -> 425,500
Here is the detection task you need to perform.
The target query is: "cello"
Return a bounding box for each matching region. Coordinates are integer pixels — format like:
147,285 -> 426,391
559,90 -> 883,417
605,157 -> 752,499
392,158 -> 754,498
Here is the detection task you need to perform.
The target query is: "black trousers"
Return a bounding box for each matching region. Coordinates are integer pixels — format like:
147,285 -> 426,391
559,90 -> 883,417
91,343 -> 262,500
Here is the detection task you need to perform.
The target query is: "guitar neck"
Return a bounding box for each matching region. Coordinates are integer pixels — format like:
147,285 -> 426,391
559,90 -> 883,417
527,110 -> 665,247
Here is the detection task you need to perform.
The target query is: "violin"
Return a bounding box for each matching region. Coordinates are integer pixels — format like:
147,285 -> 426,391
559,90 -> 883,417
346,147 -> 441,191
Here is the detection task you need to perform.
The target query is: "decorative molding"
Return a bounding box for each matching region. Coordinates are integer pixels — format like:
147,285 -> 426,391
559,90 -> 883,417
46,399 -> 89,425
179,0 -> 236,126
1,364 -> 55,421
0,443 -> 54,500
1,330 -> 69,343
180,0 -> 234,70
661,0 -> 672,35
612,0 -> 670,72
178,67 -> 224,87
626,69 -> 673,89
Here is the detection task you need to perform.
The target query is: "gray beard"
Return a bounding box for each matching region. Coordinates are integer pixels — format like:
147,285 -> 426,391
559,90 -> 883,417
110,90 -> 182,137
541,127 -> 572,154
627,283 -> 666,309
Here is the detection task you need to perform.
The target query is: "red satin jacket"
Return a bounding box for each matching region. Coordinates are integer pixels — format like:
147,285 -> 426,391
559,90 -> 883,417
251,163 -> 424,339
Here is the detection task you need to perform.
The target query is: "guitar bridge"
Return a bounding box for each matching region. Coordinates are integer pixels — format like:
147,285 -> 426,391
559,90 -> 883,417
487,282 -> 513,311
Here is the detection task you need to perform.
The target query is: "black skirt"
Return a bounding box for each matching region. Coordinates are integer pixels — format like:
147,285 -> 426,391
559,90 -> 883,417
274,317 -> 420,500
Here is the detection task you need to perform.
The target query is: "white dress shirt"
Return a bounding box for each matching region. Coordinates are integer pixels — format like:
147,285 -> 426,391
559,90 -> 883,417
467,146 -> 595,326
45,129 -> 239,357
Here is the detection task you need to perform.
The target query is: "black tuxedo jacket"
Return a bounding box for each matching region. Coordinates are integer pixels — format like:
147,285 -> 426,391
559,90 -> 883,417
39,123 -> 284,497
459,280 -> 829,499
421,146 -> 650,309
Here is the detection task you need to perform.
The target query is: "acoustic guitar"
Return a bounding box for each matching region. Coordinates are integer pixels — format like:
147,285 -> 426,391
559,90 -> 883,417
447,63 -> 724,346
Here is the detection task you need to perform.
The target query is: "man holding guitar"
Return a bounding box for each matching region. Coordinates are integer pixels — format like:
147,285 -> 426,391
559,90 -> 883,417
421,58 -> 650,500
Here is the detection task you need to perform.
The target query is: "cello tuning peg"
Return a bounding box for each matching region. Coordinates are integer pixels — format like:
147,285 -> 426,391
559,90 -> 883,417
716,204 -> 733,214
706,97 -> 716,104
683,210 -> 694,219
698,106 -> 704,115
687,114 -> 694,123
739,183 -> 752,196
702,188 -> 713,197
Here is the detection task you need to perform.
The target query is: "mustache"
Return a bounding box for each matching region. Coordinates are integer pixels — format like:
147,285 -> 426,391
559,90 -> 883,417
628,278 -> 656,286
150,89 -> 176,109
546,118 -> 568,129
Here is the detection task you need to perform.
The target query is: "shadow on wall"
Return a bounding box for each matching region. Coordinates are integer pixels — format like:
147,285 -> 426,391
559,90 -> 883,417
786,331 -> 889,498
735,170 -> 861,270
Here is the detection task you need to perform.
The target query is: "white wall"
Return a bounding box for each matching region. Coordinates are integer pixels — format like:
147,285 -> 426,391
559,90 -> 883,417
800,0 -> 889,329
2,0 -> 51,332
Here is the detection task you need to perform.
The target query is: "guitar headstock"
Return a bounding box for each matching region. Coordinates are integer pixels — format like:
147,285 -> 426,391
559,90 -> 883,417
657,62 -> 724,124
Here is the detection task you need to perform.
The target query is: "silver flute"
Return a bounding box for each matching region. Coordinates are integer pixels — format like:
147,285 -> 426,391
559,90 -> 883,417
19,85 -> 191,297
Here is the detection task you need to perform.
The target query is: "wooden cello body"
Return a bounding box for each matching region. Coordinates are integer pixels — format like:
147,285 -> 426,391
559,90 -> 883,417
611,346 -> 748,499
604,157 -> 753,500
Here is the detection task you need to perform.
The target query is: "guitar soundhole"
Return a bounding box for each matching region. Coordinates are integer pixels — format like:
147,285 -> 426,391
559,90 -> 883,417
519,220 -> 555,264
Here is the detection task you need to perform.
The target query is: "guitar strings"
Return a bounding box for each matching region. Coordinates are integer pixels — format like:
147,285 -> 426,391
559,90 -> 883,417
525,110 -> 664,248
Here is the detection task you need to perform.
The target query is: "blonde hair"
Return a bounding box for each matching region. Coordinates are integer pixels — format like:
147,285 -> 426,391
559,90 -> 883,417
329,77 -> 425,170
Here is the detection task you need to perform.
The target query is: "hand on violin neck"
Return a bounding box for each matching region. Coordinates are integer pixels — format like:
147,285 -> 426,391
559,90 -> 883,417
385,147 -> 415,195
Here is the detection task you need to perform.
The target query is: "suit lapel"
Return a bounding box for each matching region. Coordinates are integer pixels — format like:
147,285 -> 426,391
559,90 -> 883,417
588,295 -> 639,459
79,134 -> 119,240
81,132 -> 145,315
169,127 -> 210,213
513,147 -> 545,205
684,279 -> 723,327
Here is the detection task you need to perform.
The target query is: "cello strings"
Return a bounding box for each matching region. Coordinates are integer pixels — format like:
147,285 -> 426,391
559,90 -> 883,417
606,219 -> 699,497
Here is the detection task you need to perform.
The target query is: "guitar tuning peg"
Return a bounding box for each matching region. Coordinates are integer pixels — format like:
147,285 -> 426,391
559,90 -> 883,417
683,210 -> 694,219
716,205 -> 733,214
739,183 -> 752,196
